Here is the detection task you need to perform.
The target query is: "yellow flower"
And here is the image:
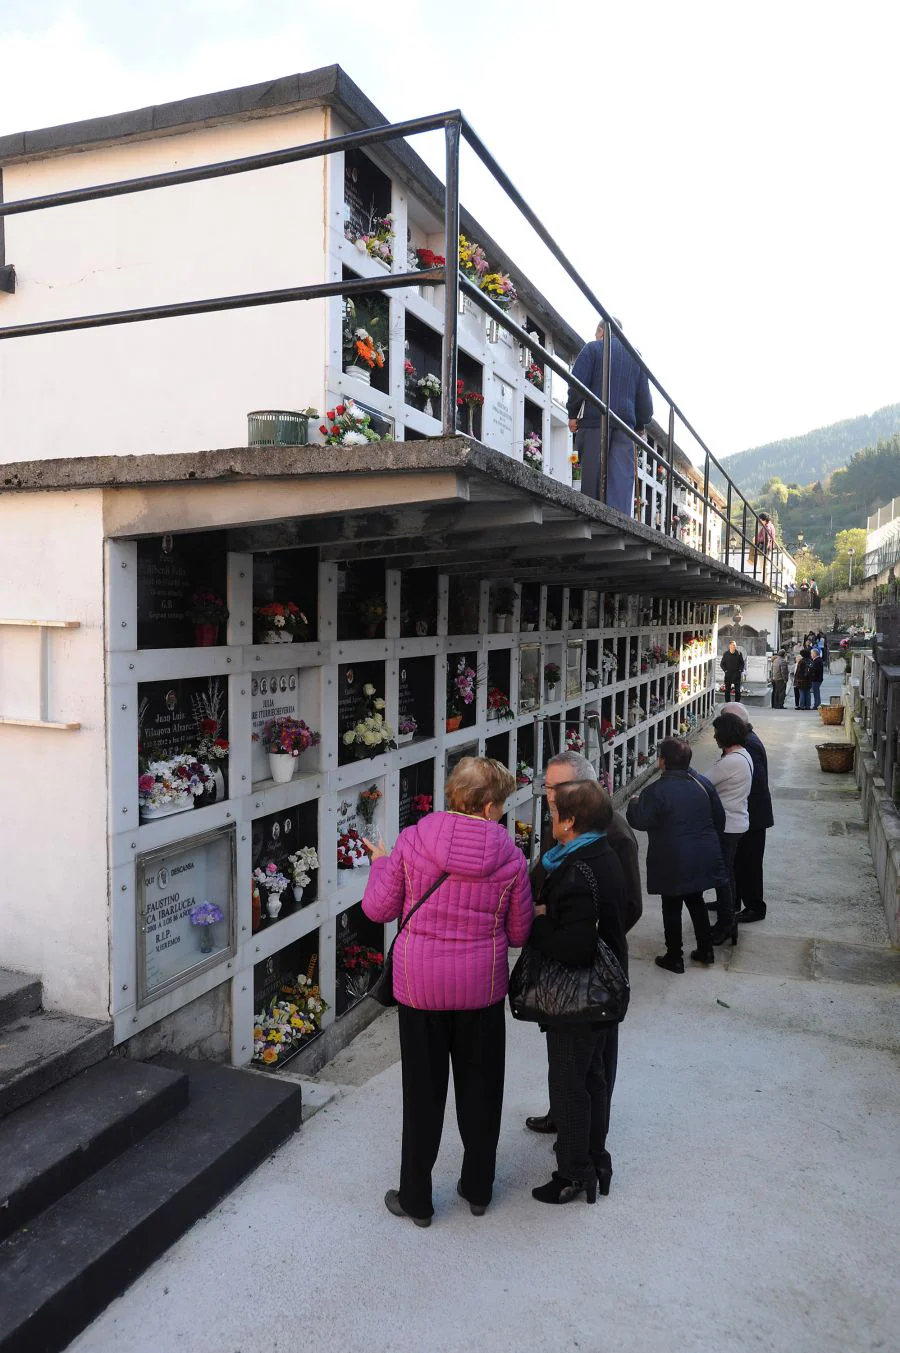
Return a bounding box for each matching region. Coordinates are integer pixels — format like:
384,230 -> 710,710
253,1026 -> 264,1040
261,1047 -> 278,1064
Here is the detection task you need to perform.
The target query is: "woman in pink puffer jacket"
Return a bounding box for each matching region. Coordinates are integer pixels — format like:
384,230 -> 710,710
363,756 -> 533,1227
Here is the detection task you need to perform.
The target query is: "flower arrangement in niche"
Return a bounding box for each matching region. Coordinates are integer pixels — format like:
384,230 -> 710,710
190,678 -> 228,768
404,358 -> 417,391
487,687 -> 514,722
415,247 -> 446,270
480,271 -> 517,309
319,400 -> 382,448
346,212 -> 394,267
569,452 -> 582,483
254,601 -> 309,643
565,727 -> 585,753
544,662 -> 561,694
357,784 -> 382,827
287,846 -> 319,899
343,683 -> 396,758
337,827 -> 369,869
398,715 -> 418,737
455,380 -> 484,436
339,942 -> 384,1003
515,820 -> 533,854
615,714 -> 626,733
195,718 -> 229,764
411,792 -> 433,821
458,234 -> 489,282
253,967 -> 327,1068
189,900 -> 224,953
342,297 -> 387,373
586,667 -> 600,689
602,649 -> 618,681
523,433 -> 543,471
418,373 -> 441,401
188,589 -> 228,625
525,361 -> 544,389
253,863 -> 290,919
516,760 -> 535,786
138,754 -> 212,817
447,656 -> 477,719
260,717 -> 319,759
599,718 -> 616,745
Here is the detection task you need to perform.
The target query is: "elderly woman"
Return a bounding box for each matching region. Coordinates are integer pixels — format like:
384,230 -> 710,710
627,737 -> 728,971
703,712 -> 754,946
529,779 -> 626,1204
363,756 -> 532,1227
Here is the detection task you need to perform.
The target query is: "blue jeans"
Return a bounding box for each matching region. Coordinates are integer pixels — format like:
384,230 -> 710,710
798,687 -> 810,709
810,681 -> 822,708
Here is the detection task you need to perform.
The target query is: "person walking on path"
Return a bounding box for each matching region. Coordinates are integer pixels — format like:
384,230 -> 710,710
626,737 -> 727,973
771,650 -> 789,708
720,640 -> 745,702
808,646 -> 824,709
702,712 -> 753,946
362,756 -> 533,1226
722,702 -> 774,924
524,750 -> 640,1142
529,779 -> 627,1204
566,318 -> 653,514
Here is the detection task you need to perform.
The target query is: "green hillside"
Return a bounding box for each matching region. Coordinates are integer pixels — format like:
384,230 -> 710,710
722,403 -> 900,499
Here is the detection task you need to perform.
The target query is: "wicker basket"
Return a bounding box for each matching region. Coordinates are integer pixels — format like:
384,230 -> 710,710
819,704 -> 844,726
816,742 -> 855,773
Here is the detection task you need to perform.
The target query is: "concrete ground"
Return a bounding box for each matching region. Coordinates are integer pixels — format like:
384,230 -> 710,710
74,676 -> 900,1353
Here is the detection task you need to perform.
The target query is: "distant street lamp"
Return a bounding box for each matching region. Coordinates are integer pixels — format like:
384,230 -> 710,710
848,547 -> 856,589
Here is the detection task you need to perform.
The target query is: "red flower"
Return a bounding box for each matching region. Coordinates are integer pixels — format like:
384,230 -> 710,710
319,424 -> 328,435
336,403 -> 346,415
331,425 -> 340,435
200,718 -> 218,733
326,409 -> 335,420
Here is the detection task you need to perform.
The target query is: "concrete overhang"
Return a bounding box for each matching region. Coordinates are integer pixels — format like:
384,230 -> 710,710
0,437 -> 774,602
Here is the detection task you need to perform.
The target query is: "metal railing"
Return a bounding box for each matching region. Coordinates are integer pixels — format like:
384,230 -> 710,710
0,108 -> 784,594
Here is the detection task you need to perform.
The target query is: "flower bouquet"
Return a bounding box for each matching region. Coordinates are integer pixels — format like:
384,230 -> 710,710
411,792 -> 433,821
615,714 -> 626,733
255,601 -> 309,644
565,727 -> 585,753
446,656 -> 477,729
666,646 -> 679,667
515,820 -> 533,854
188,589 -> 228,646
569,452 -> 582,485
357,783 -> 382,828
415,247 -> 446,271
523,432 -> 543,472
525,361 -> 543,389
397,715 -> 417,745
195,718 -> 229,766
337,827 -> 369,869
544,662 -> 561,700
602,649 -> 618,683
637,752 -> 649,768
347,212 -> 394,267
458,234 -> 489,283
319,399 -> 382,447
487,686 -> 514,722
138,754 -> 213,820
455,382 -> 484,436
190,900 -> 224,954
342,683 -> 396,758
599,718 -> 616,745
417,372 -> 441,416
480,271 -> 517,309
342,297 -> 387,381
516,760 -> 535,786
253,863 -> 290,919
253,974 -> 327,1068
286,845 -> 319,903
339,942 -> 384,1003
403,358 -> 418,399
261,716 -> 319,784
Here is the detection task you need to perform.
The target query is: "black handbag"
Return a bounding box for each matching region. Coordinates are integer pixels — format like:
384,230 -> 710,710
368,870 -> 450,1007
508,861 -> 629,1027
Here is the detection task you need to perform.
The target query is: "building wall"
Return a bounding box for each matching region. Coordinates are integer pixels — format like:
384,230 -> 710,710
0,490 -> 110,1017
0,109 -> 329,461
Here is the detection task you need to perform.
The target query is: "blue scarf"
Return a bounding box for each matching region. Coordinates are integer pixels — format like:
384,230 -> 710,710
541,831 -> 605,874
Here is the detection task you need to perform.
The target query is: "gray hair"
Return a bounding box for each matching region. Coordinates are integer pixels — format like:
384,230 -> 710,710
546,750 -> 597,781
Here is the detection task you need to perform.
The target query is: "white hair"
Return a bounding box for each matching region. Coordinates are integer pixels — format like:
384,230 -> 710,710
546,751 -> 597,781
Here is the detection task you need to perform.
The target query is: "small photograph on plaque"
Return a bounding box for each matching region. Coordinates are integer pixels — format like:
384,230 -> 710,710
137,824 -> 235,1005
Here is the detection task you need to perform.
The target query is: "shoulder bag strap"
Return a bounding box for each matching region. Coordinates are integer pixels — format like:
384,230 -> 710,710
573,859 -> 602,924
396,870 -> 449,938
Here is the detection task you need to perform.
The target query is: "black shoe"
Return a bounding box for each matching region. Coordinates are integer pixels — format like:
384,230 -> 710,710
525,1113 -> 557,1134
655,951 -> 685,973
457,1179 -> 487,1216
384,1189 -> 431,1227
690,947 -> 715,965
532,1171 -> 598,1205
736,907 -> 766,923
709,922 -> 738,947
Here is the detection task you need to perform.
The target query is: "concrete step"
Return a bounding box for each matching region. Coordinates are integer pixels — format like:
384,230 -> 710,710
0,971 -> 42,1029
0,1057 -> 189,1242
0,1012 -> 113,1120
0,1056 -> 302,1353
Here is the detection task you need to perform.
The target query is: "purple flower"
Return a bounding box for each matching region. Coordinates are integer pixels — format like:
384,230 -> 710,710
190,901 -> 224,926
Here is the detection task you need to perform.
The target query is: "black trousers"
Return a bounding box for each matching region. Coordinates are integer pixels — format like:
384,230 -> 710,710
397,1001 -> 505,1218
546,1024 -> 609,1183
772,680 -> 786,708
661,892 -> 712,954
542,1023 -> 618,1157
724,676 -> 742,701
734,828 -> 767,915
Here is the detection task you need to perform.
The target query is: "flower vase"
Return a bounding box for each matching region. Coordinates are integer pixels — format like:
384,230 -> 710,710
344,365 -> 371,385
292,885 -> 304,904
266,895 -> 282,920
446,714 -> 463,732
547,684 -> 559,702
424,397 -> 434,418
268,752 -> 296,785
572,479 -> 582,493
279,631 -> 294,643
397,731 -> 414,745
363,621 -> 381,638
194,623 -> 219,647
345,970 -> 372,1003
494,614 -> 508,633
140,796 -> 194,822
198,925 -> 215,954
262,630 -> 283,644
467,406 -> 475,437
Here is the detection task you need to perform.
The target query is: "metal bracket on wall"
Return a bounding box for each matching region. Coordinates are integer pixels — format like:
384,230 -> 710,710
0,265 -> 15,294
0,617 -> 81,729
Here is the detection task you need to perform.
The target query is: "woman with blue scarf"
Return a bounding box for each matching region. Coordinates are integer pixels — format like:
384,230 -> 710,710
530,779 -> 627,1204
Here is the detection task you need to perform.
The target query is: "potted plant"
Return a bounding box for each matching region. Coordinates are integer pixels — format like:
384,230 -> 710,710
138,754 -> 213,821
188,590 -> 228,647
446,656 -> 477,730
397,715 -> 417,745
417,372 -> 441,417
189,900 -> 224,954
254,601 -> 309,644
342,683 -> 396,759
544,662 -> 561,701
493,586 -> 515,633
252,863 -> 290,919
261,716 -> 320,784
286,846 -> 319,904
487,686 -> 514,722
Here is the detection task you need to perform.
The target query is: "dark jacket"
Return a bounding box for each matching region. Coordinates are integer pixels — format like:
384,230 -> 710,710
808,653 -> 824,683
531,839 -> 627,972
793,654 -> 810,688
565,334 -> 653,430
531,810 -> 642,934
720,649 -> 745,677
744,729 -> 774,832
626,770 -> 729,896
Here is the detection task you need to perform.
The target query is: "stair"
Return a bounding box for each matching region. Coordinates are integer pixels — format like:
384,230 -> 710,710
0,971 -> 302,1353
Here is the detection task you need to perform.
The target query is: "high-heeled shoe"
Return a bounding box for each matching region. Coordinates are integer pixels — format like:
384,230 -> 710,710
690,947 -> 715,965
532,1171 -> 598,1205
597,1168 -> 612,1197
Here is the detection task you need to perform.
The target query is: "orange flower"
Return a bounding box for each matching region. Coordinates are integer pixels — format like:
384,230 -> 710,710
261,1046 -> 278,1064
355,337 -> 376,368
569,452 -> 579,466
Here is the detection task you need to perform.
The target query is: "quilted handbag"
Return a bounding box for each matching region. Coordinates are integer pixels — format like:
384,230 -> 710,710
508,861 -> 630,1026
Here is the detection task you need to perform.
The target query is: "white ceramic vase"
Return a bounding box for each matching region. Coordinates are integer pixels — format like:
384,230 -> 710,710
266,896 -> 282,919
268,753 -> 296,785
344,365 -> 371,385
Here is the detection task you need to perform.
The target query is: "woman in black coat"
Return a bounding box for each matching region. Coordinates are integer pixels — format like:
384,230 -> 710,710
626,736 -> 728,972
530,779 -> 626,1205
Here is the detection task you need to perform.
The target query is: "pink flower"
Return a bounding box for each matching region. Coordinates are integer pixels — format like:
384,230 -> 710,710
139,774 -> 155,792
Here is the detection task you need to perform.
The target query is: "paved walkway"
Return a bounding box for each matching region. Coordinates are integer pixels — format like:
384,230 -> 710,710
74,678 -> 900,1353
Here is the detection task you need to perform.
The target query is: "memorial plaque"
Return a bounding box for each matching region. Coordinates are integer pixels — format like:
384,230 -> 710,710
399,657 -> 434,740
335,902 -> 386,1017
398,760 -> 435,832
136,533 -> 227,649
137,825 -> 235,1005
566,642 -> 584,699
519,644 -> 541,712
252,932 -> 320,1014
337,661 -> 385,766
482,373 -> 515,454
138,675 -> 229,798
445,739 -> 479,778
250,669 -> 300,783
344,162 -> 376,240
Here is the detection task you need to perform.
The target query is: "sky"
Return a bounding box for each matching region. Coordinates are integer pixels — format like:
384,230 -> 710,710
1,0 -> 899,461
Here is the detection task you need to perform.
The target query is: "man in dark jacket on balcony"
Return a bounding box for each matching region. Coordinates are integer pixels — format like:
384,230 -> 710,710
566,319 -> 653,516
720,640 -> 745,701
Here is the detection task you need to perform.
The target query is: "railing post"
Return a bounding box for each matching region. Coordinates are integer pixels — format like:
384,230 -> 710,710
665,404 -> 675,536
600,326 -> 611,503
726,481 -> 732,566
441,118 -> 461,437
701,453 -> 710,555
752,511 -> 759,581
741,502 -> 747,574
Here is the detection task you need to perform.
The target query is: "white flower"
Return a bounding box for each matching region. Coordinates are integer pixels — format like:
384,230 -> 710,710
354,327 -> 368,338
274,614 -> 285,627
351,406 -> 366,422
363,683 -> 376,697
373,713 -> 383,726
342,730 -> 356,745
382,723 -> 394,738
342,431 -> 370,446
355,239 -> 367,254
373,698 -> 385,710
